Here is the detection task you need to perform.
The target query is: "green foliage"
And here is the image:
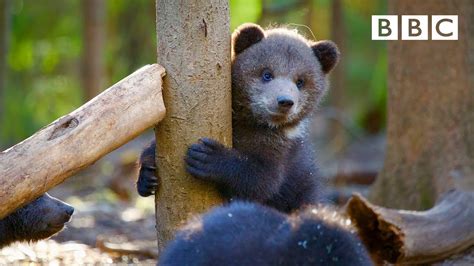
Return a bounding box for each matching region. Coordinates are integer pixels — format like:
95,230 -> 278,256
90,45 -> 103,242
2,0 -> 82,146
26,76 -> 82,126
342,0 -> 387,132
230,0 -> 262,30
106,0 -> 156,82
1,0 -> 155,147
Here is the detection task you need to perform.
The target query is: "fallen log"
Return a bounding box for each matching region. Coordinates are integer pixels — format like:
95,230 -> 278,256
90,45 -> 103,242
0,64 -> 166,218
345,189 -> 474,264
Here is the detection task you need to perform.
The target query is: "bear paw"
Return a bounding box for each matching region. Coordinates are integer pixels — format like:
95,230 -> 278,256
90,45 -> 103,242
137,164 -> 159,197
185,138 -> 229,181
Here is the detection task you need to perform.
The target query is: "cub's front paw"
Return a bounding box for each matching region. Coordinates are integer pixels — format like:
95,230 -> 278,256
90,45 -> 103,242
185,138 -> 228,181
137,165 -> 159,197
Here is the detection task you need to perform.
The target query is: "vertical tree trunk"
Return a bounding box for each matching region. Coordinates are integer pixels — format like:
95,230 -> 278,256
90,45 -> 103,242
154,0 -> 231,251
328,0 -> 347,148
370,0 -> 474,210
330,0 -> 345,107
0,0 -> 9,132
81,0 -> 105,100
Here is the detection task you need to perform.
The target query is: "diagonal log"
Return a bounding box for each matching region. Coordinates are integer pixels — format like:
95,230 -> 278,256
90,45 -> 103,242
0,64 -> 166,219
345,189 -> 474,264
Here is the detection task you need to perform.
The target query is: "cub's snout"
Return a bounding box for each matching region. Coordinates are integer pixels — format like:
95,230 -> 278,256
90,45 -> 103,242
0,193 -> 74,248
277,95 -> 294,110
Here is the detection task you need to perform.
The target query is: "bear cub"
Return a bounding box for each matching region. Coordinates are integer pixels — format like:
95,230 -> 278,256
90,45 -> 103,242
0,193 -> 74,248
159,202 -> 372,266
137,23 -> 340,212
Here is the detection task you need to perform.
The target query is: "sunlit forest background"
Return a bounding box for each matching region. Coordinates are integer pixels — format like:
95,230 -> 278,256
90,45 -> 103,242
0,0 -> 387,263
0,0 -> 386,147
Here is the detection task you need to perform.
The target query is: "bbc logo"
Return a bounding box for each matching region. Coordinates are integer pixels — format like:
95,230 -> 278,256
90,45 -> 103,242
372,15 -> 458,40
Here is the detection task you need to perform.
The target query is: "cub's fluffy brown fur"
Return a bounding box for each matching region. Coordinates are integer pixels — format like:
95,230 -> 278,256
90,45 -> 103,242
137,23 -> 339,213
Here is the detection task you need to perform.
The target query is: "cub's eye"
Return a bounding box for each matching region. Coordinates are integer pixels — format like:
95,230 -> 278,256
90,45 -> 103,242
296,79 -> 304,89
262,70 -> 273,82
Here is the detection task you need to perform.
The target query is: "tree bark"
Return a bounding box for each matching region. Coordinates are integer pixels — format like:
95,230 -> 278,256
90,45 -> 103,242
154,0 -> 231,252
330,0 -> 345,107
82,0 -> 106,100
0,64 -> 166,218
370,0 -> 474,209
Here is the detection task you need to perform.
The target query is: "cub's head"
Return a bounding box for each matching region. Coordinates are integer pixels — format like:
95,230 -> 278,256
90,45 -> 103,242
231,23 -> 339,128
0,193 -> 74,247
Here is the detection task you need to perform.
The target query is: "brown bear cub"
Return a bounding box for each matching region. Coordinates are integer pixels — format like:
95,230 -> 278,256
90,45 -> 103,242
137,23 -> 339,212
159,202 -> 372,266
0,193 -> 74,248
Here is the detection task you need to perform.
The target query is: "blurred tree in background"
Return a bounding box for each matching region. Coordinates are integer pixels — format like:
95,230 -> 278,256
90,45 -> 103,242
0,0 -> 387,149
82,0 -> 105,100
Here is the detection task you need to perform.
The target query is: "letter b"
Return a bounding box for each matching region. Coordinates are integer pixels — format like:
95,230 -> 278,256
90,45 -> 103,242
372,15 -> 398,40
408,19 -> 422,36
379,19 -> 392,36
402,16 -> 428,40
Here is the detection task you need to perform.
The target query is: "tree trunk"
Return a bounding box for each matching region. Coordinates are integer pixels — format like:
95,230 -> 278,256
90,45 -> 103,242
154,0 -> 231,252
0,0 -> 9,134
0,64 -> 166,219
370,0 -> 474,210
330,0 -> 345,105
328,0 -> 348,149
81,0 -> 105,100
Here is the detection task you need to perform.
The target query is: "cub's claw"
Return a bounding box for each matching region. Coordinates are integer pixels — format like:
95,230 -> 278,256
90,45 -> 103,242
185,138 -> 227,181
199,137 -> 222,149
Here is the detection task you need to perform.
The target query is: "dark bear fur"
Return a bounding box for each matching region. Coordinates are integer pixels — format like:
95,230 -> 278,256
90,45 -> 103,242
159,202 -> 372,266
0,193 -> 74,248
137,23 -> 340,212
137,140 -> 159,197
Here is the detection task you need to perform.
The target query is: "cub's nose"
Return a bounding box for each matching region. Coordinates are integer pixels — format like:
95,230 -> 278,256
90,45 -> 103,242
277,96 -> 294,109
65,206 -> 75,217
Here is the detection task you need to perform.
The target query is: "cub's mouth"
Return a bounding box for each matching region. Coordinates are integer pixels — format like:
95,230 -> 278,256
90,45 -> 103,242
46,223 -> 66,233
33,224 -> 66,240
266,106 -> 298,124
45,213 -> 72,234
266,106 -> 296,116
267,113 -> 291,127
267,110 -> 289,117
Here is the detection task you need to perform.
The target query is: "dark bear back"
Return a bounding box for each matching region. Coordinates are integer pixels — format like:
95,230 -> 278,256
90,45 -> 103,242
159,202 -> 372,266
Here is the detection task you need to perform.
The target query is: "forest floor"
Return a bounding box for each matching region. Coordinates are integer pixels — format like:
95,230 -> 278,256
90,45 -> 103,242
1,119 -> 388,264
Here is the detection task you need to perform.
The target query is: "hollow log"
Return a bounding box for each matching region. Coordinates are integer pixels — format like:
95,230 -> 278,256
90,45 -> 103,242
345,189 -> 474,264
0,64 -> 166,218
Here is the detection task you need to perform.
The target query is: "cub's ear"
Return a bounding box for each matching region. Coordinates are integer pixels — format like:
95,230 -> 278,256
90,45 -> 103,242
232,23 -> 265,55
311,41 -> 340,74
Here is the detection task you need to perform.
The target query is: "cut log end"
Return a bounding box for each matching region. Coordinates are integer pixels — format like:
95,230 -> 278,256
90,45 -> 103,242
345,194 -> 405,263
345,190 -> 474,264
